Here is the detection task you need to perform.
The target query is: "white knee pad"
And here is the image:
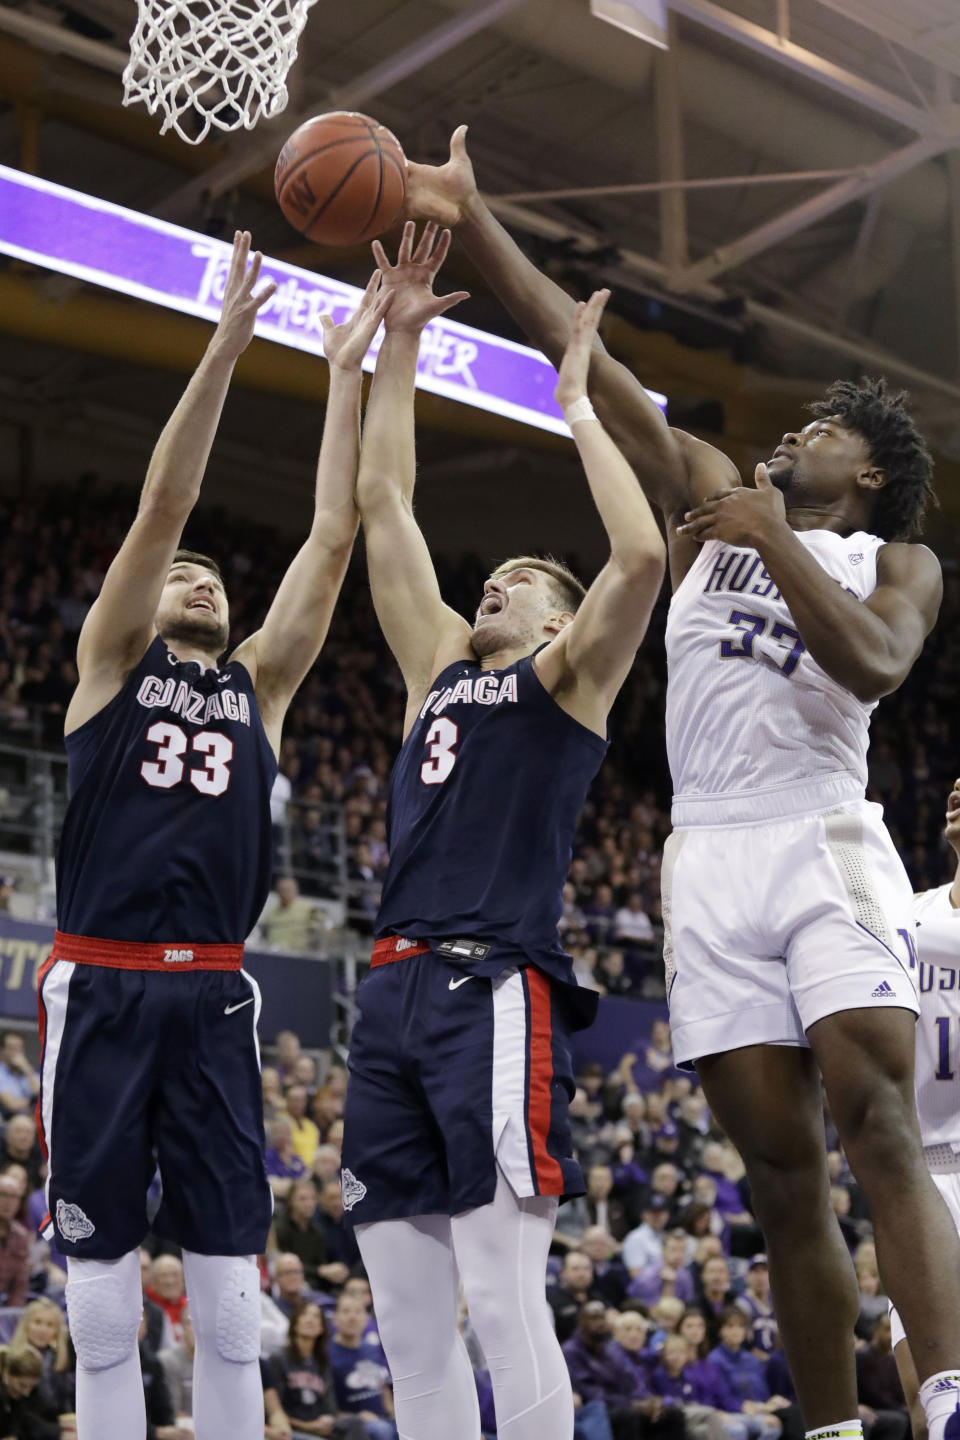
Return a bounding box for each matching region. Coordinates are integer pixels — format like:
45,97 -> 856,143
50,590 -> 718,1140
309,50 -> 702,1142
183,1251 -> 261,1364
66,1252 -> 142,1373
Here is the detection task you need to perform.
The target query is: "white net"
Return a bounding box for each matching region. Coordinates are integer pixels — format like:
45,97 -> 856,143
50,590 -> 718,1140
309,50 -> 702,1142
122,0 -> 318,145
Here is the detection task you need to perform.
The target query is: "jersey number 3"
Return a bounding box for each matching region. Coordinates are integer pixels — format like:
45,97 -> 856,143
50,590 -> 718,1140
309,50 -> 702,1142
140,722 -> 234,796
420,717 -> 459,786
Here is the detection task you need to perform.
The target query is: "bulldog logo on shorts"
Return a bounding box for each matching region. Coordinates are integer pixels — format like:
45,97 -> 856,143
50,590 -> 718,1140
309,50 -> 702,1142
56,1198 -> 95,1241
341,1168 -> 367,1211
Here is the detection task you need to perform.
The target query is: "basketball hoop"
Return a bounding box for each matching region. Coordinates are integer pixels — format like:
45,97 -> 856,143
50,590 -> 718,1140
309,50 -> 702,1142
122,0 -> 319,145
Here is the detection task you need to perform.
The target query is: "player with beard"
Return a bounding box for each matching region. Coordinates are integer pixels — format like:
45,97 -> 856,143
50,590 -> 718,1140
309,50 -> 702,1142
399,131 -> 960,1440
340,223 -> 665,1440
36,232 -> 392,1440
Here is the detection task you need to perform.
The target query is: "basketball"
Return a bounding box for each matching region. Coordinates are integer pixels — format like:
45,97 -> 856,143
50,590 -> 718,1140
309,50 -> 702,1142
274,111 -> 407,247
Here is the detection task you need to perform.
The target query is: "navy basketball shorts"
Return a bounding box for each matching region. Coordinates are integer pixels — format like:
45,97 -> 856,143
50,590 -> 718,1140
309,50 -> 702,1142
340,940 -> 584,1226
36,931 -> 272,1260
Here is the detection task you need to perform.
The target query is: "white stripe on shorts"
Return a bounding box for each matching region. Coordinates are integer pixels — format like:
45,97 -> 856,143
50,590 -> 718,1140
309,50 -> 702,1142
491,967 -> 535,1197
38,959 -> 75,1236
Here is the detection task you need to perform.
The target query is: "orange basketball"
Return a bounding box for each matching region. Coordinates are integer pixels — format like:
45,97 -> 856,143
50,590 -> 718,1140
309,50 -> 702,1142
274,111 -> 407,247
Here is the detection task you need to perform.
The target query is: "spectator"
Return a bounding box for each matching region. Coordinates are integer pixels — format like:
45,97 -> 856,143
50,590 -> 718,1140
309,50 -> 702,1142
614,892 -> 655,947
582,1226 -> 631,1310
622,1198 -> 671,1275
263,1302 -> 368,1440
647,1297 -> 686,1356
647,1164 -> 684,1221
285,1090 -> 322,1171
628,1230 -> 694,1308
0,1115 -> 44,1192
12,1298 -> 74,1418
260,877 -> 318,954
158,1306 -> 194,1421
293,1054 -> 319,1092
550,1251 -> 607,1345
855,1314 -> 910,1440
678,1307 -> 745,1421
696,1257 -> 737,1342
612,1309 -> 652,1387
328,1292 -> 395,1439
0,1172 -> 29,1306
0,1034 -> 39,1118
274,1180 -> 329,1289
275,1031 -> 302,1086
584,884 -> 618,946
315,1177 -> 359,1275
558,1166 -> 633,1246
0,1345 -> 56,1439
145,1255 -> 188,1351
272,1254 -> 324,1321
266,1119 -> 308,1202
735,1257 -> 778,1358
139,1316 -> 192,1440
262,1067 -> 287,1125
855,1257 -> 888,1340
831,1185 -> 861,1253
562,1300 -> 685,1440
650,1333 -> 745,1440
707,1309 -> 785,1436
312,1145 -> 343,1186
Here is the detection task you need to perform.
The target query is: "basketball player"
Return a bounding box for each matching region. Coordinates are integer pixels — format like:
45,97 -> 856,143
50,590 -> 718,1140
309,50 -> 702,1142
37,232 -> 392,1440
891,779 -> 960,1440
402,130 -> 960,1440
341,221 -> 665,1440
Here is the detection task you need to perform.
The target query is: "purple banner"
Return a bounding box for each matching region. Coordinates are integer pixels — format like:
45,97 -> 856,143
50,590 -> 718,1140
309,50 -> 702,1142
0,164 -> 665,435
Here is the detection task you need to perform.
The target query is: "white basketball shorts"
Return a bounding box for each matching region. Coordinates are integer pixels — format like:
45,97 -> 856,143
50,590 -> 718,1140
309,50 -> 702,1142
662,799 -> 919,1070
890,1166 -> 960,1348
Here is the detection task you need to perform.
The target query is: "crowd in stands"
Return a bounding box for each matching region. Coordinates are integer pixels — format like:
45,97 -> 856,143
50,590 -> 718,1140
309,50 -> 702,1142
0,478 -> 956,986
0,1018 -> 912,1438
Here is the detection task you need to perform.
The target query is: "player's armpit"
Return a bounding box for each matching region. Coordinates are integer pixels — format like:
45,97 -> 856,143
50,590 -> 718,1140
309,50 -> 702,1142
535,553 -> 665,735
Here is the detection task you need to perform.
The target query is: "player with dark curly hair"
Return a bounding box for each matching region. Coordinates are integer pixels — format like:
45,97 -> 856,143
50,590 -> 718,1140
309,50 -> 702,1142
403,130 -> 960,1440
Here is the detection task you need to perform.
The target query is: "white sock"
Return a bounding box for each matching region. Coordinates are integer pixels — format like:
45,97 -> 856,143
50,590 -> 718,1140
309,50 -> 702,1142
919,1371 -> 960,1440
452,1170 -> 574,1440
805,1424 -> 863,1440
356,1211 -> 482,1440
183,1251 -> 265,1440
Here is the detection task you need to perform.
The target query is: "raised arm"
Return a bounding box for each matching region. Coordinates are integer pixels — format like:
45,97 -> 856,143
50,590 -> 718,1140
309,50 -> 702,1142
535,291 -> 666,735
356,223 -> 473,728
71,232 -> 275,717
404,128 -> 738,515
230,273 -> 393,755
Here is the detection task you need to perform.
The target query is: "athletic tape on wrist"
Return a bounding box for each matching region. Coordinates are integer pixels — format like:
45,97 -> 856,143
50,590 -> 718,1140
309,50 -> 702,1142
563,397 -> 597,427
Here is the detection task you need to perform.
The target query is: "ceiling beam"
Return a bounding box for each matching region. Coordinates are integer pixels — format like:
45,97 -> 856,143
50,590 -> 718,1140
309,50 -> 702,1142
668,0 -> 938,134
153,0 -> 528,221
495,168 -> 859,202
672,130 -> 960,290
656,9 -> 688,278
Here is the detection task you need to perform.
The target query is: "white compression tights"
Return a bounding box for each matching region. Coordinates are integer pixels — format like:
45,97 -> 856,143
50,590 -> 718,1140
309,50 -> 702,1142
357,1170 -> 574,1440
66,1251 -> 146,1440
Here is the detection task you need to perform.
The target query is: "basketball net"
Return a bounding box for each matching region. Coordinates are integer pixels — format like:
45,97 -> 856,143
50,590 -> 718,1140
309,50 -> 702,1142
122,0 -> 318,145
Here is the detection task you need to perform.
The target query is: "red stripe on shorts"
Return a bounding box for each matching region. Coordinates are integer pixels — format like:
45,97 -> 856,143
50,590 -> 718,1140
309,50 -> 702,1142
35,951 -> 58,1160
370,936 -> 431,967
525,968 -> 564,1194
51,931 -> 243,970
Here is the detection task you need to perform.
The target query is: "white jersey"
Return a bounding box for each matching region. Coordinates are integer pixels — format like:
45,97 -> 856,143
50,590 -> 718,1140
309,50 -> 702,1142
913,882 -> 960,1149
665,529 -> 885,826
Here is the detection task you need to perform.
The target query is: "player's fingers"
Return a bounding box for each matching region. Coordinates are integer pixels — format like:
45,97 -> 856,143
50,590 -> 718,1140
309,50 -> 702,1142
397,219 -> 416,265
253,280 -> 277,308
427,290 -> 470,319
413,221 -> 439,266
357,270 -> 382,309
225,230 -> 245,292
682,500 -> 722,521
370,238 -> 391,272
428,227 -> 452,272
245,250 -> 263,292
450,123 -> 469,160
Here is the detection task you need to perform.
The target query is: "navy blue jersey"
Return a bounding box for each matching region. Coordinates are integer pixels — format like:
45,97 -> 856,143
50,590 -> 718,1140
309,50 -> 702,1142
57,636 -> 276,943
375,649 -> 608,989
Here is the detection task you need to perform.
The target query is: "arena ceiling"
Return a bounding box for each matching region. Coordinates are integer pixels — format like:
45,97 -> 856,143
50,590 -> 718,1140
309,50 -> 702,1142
1,0 -> 960,554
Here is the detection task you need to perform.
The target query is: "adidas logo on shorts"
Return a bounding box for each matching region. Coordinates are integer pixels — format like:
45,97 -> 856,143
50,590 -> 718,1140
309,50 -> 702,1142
871,981 -> 896,998
341,1168 -> 367,1212
56,1198 -> 95,1241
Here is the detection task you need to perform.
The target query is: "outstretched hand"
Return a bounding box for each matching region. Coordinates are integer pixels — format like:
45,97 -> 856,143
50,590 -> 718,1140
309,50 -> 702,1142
372,221 -> 470,334
402,124 -> 478,229
320,270 -> 393,371
211,231 -> 277,362
555,289 -> 610,410
676,461 -> 786,548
